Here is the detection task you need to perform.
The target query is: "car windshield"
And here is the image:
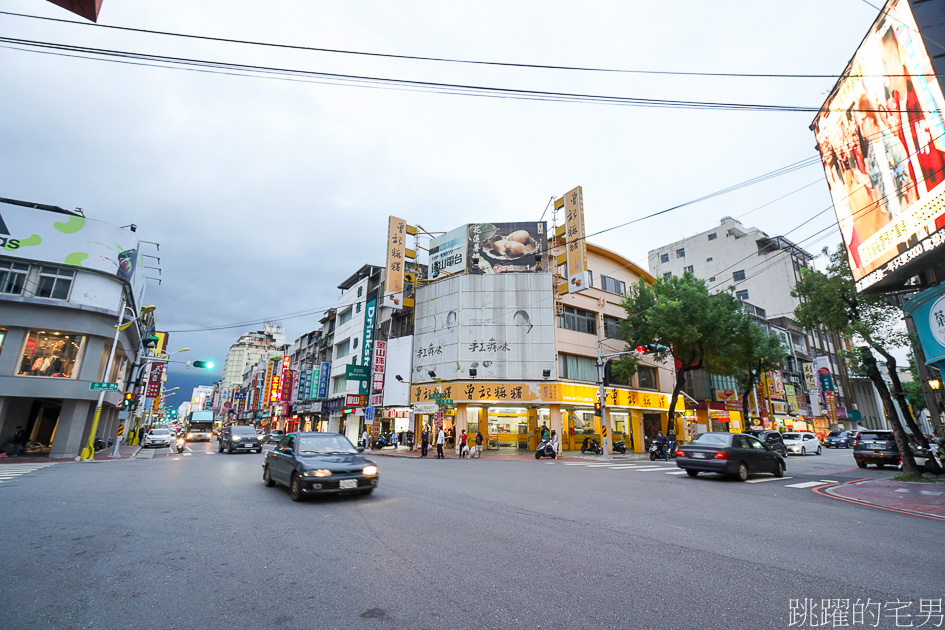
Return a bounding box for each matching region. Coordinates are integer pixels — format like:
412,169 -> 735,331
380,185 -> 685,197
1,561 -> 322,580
296,435 -> 357,454
782,433 -> 800,440
828,431 -> 841,437
861,432 -> 893,441
231,427 -> 257,436
691,433 -> 731,446
150,429 -> 169,434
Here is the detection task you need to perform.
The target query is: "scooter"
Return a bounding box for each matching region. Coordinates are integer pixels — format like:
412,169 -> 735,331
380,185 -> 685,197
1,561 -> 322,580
535,439 -> 556,459
175,435 -> 187,454
648,441 -> 664,461
901,439 -> 945,474
581,437 -> 602,455
612,440 -> 627,454
373,434 -> 392,449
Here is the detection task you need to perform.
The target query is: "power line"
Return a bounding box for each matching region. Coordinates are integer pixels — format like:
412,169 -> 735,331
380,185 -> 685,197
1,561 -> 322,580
1,8 -> 934,80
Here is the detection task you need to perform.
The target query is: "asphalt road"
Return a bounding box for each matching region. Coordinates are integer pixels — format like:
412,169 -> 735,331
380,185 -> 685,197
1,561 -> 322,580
1,442 -> 941,630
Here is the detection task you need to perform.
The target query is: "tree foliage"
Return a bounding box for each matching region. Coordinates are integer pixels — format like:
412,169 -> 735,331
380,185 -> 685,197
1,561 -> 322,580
792,245 -> 928,474
617,274 -> 752,428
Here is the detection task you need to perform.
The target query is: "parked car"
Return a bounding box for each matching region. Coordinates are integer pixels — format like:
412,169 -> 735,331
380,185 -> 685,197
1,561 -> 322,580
262,432 -> 379,501
824,430 -> 854,449
142,427 -> 172,448
266,430 -> 285,444
852,429 -> 900,468
218,425 -> 265,454
742,430 -> 788,457
675,432 -> 786,481
781,431 -> 821,456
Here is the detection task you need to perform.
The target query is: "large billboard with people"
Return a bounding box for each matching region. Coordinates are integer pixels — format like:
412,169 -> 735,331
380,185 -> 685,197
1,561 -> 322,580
812,0 -> 945,293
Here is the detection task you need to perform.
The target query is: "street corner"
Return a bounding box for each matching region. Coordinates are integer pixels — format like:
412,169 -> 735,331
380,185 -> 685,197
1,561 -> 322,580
817,478 -> 945,521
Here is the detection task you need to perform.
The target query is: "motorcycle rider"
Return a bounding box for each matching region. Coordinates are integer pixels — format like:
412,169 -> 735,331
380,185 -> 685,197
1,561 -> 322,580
656,431 -> 669,461
549,430 -> 559,458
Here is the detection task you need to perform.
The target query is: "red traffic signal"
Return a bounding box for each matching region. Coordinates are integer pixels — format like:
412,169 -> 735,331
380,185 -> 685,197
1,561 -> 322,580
636,344 -> 669,354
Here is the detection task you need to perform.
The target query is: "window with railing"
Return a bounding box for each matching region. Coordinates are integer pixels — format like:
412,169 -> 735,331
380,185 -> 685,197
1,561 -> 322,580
556,306 -> 597,335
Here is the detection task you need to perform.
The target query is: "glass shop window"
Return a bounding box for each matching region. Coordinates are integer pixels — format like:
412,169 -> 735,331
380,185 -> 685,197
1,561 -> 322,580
18,330 -> 85,378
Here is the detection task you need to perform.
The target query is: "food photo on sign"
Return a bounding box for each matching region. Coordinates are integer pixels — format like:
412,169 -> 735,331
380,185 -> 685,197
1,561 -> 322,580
467,221 -> 547,274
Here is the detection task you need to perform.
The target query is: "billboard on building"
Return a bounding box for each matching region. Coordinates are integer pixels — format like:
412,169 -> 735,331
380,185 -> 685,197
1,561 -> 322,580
384,216 -> 407,301
467,222 -> 547,275
429,225 -> 467,279
563,186 -> 591,293
0,200 -> 147,309
812,0 -> 945,293
413,273 -> 556,382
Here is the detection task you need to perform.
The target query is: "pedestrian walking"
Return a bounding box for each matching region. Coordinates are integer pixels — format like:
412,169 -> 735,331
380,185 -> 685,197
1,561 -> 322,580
474,430 -> 483,459
436,426 -> 446,459
421,428 -> 429,457
459,429 -> 468,458
392,431 -> 399,450
361,428 -> 369,450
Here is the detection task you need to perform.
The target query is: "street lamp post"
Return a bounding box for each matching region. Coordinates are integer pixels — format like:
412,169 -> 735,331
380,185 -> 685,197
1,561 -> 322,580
80,299 -> 154,461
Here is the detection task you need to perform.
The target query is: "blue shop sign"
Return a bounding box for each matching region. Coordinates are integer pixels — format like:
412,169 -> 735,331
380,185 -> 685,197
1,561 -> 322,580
323,397 -> 345,413
903,283 -> 945,371
317,361 -> 331,399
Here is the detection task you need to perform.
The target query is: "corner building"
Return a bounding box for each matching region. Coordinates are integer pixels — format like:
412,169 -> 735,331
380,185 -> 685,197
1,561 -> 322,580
409,243 -> 680,453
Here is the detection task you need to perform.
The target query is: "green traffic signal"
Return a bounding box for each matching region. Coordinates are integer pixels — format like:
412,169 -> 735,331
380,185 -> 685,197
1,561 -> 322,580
192,360 -> 214,369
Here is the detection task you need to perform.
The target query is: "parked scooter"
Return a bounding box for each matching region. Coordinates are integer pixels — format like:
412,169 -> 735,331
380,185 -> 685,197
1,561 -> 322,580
175,435 -> 187,454
612,440 -> 627,454
901,438 -> 945,474
581,437 -> 602,455
535,439 -> 557,459
373,434 -> 392,449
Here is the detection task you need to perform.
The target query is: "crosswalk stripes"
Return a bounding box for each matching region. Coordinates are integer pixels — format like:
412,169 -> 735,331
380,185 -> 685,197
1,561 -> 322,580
0,463 -> 55,484
551,461 -> 837,488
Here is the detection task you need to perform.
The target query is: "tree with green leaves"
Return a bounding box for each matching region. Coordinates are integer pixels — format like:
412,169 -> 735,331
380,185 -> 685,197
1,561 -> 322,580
792,246 -> 929,476
727,316 -> 788,425
616,273 -> 748,433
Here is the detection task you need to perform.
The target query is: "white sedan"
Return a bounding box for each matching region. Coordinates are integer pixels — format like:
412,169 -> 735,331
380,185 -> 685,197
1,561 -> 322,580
143,428 -> 172,448
781,431 -> 821,456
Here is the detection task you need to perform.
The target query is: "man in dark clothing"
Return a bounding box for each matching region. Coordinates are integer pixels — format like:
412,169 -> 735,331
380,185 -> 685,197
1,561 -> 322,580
656,431 -> 669,461
474,430 -> 484,459
420,428 -> 429,458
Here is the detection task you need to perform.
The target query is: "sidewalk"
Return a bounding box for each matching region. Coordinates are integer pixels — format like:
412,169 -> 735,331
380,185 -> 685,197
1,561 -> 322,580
367,445 -> 653,462
0,443 -> 141,464
823,479 -> 945,519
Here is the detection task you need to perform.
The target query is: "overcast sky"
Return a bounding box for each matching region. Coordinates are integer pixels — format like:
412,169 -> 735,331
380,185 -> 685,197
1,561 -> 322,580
0,0 -> 884,394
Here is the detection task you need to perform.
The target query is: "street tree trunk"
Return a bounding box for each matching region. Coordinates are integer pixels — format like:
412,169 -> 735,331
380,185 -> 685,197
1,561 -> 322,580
668,367 -> 687,436
861,349 -> 922,475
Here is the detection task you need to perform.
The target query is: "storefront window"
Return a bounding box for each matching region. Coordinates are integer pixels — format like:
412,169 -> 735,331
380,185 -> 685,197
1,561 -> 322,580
17,330 -> 85,378
488,407 -> 527,449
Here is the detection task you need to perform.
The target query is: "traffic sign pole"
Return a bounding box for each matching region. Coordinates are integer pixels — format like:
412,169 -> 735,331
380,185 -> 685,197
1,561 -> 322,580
81,296 -> 125,461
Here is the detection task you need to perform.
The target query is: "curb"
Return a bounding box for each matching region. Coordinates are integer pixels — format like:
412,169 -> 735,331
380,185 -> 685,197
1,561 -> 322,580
818,481 -> 945,521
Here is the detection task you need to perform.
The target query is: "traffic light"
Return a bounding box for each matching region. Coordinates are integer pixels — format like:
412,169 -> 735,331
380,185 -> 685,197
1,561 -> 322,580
192,360 -> 214,369
635,344 -> 670,354
123,392 -> 134,408
594,402 -> 602,416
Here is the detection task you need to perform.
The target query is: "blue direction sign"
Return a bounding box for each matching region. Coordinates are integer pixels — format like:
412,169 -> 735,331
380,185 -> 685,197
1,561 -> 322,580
90,382 -> 119,391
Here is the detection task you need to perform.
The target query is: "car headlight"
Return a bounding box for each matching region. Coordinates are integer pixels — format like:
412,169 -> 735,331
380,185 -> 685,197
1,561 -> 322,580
362,465 -> 378,476
187,433 -> 194,438
232,436 -> 241,441
301,469 -> 332,477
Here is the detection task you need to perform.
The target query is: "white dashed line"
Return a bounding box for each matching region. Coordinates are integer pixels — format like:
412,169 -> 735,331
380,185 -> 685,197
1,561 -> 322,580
746,476 -> 794,484
0,463 -> 55,484
784,481 -> 829,489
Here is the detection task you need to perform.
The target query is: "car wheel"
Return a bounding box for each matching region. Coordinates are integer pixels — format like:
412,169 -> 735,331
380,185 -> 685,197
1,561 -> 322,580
817,446 -> 822,455
735,462 -> 748,482
856,460 -> 867,468
686,469 -> 699,478
876,463 -> 885,469
801,447 -> 807,456
774,461 -> 785,478
263,465 -> 275,487
227,444 -> 233,454
256,449 -> 262,454
218,443 -> 223,453
290,474 -> 304,502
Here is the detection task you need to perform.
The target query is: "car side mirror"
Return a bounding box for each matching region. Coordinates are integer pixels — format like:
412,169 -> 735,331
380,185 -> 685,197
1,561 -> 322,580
357,447 -> 365,453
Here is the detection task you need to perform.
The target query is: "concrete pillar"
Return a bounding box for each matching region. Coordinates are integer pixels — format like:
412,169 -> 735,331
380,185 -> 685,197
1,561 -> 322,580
631,410 -> 645,453
50,399 -> 92,458
549,405 -> 563,454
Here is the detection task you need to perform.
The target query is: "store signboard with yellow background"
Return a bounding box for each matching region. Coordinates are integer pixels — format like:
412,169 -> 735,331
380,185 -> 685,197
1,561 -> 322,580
411,380 -> 683,412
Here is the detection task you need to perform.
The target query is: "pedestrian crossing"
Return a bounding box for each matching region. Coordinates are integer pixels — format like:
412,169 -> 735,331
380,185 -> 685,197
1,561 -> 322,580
549,460 -> 845,489
0,463 -> 55,484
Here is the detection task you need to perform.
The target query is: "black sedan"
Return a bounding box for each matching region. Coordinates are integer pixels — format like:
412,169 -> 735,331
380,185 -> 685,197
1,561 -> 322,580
262,432 -> 379,501
676,432 -> 786,481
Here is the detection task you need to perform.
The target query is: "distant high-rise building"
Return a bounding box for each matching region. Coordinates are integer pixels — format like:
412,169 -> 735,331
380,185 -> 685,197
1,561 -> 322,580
220,323 -> 286,391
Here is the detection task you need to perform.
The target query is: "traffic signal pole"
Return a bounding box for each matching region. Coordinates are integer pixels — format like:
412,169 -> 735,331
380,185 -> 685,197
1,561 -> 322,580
79,296 -> 125,461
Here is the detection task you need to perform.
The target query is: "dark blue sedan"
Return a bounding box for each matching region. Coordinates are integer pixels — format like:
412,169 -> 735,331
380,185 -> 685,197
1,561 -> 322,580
262,432 -> 379,501
824,430 -> 853,448
676,432 -> 786,481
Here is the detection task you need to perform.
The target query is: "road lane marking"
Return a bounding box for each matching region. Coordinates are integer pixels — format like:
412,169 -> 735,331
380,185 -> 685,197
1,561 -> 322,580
665,470 -> 688,475
0,463 -> 55,484
632,467 -> 671,471
784,481 -> 829,488
746,476 -> 794,484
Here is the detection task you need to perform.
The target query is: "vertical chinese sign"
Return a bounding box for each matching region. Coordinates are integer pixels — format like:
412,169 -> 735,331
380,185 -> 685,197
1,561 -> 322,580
385,216 -> 406,307
564,186 -> 590,293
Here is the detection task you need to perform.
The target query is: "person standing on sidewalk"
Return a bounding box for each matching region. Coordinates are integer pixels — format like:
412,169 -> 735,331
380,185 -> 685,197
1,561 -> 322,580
421,428 -> 429,457
436,426 -> 446,459
459,429 -> 468,457
550,429 -> 560,459
392,431 -> 398,450
361,428 -> 370,450
475,430 -> 483,459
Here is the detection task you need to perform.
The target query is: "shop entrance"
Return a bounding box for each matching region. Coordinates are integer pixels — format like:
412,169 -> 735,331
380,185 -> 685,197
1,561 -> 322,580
487,407 -> 528,450
642,413 -> 663,448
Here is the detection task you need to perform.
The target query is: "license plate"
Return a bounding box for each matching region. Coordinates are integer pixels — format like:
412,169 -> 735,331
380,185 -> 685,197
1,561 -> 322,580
692,452 -> 706,459
867,444 -> 884,450
340,479 -> 357,489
